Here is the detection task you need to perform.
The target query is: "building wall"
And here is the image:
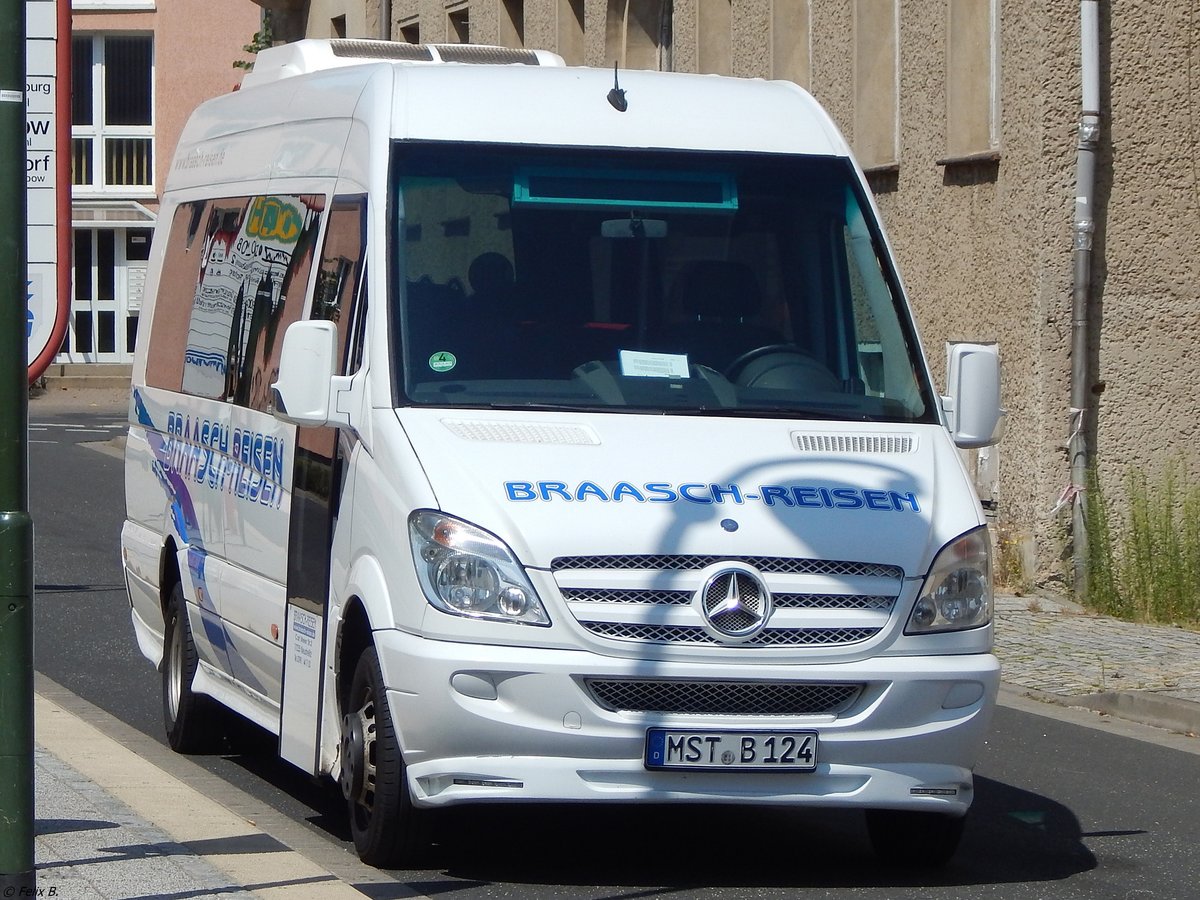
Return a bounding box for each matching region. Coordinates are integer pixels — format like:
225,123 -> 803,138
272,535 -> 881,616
73,1 -> 263,202
875,5 -> 1073,584
1100,4 -> 1200,490
64,1 -> 263,366
305,0 -> 379,37
255,0 -> 1200,588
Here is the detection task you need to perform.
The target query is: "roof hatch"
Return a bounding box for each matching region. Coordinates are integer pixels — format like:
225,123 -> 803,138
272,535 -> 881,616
241,39 -> 566,89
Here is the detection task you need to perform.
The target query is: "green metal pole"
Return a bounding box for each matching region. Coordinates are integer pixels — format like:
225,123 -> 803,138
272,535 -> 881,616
0,0 -> 35,891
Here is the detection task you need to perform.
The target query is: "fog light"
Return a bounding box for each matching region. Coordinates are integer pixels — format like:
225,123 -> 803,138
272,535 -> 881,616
911,596 -> 938,629
498,586 -> 529,616
942,682 -> 985,709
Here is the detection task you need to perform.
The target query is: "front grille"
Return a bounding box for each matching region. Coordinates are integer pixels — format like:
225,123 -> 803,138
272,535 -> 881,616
553,554 -> 902,580
585,679 -> 863,716
582,622 -> 879,646
560,588 -> 892,610
776,593 -> 893,610
561,588 -> 693,605
556,554 -> 900,650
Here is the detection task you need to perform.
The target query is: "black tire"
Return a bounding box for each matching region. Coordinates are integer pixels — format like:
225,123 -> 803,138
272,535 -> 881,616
341,646 -> 428,867
162,581 -> 224,753
865,808 -> 966,867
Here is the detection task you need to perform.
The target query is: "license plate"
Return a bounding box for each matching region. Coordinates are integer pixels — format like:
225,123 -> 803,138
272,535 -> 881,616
645,729 -> 818,771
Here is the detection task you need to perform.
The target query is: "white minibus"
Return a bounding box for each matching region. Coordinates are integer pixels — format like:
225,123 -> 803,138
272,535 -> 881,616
122,39 -> 1004,868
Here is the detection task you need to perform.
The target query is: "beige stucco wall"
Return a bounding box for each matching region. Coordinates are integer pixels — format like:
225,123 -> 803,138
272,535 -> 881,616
304,0 -> 377,37
807,2 -> 1200,586
74,1 -> 263,205
855,3 -> 1200,587
1100,4 -> 1200,486
259,0 -> 1200,588
863,5 -> 1077,585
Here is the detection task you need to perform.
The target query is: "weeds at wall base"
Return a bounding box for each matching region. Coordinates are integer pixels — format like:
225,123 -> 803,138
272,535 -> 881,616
1084,462 -> 1200,625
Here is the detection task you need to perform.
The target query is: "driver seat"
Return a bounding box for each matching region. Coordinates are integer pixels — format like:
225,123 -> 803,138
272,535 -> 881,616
664,260 -> 781,372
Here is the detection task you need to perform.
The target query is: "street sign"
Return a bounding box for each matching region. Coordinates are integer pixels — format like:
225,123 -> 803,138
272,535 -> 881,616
25,0 -> 66,383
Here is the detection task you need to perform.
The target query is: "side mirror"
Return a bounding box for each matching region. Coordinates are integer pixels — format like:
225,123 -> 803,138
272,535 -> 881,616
943,342 -> 1005,449
271,320 -> 338,427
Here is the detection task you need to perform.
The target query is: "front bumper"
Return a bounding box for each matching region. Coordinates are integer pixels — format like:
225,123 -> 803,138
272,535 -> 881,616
376,629 -> 999,815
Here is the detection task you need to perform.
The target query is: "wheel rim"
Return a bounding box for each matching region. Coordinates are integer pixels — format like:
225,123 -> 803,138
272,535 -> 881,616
341,690 -> 378,825
167,611 -> 183,722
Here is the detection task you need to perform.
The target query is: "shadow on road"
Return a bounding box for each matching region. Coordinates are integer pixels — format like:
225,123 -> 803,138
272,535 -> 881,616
113,689 -> 1104,897
404,776 -> 1095,891
216,724 -> 1098,894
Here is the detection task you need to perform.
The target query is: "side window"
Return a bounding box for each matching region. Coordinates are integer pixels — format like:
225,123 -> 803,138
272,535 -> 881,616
147,194 -> 326,408
311,195 -> 367,375
287,195 -> 368,609
842,189 -> 923,415
145,202 -> 205,391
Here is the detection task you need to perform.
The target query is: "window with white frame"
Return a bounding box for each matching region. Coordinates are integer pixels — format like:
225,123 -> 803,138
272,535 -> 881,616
72,34 -> 154,193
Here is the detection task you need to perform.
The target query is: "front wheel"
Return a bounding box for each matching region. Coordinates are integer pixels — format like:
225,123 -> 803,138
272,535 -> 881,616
162,581 -> 223,753
865,808 -> 966,867
341,646 -> 428,867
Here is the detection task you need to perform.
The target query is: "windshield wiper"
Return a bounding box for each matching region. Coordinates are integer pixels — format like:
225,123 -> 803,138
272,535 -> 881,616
485,401 -> 615,413
690,405 -> 853,420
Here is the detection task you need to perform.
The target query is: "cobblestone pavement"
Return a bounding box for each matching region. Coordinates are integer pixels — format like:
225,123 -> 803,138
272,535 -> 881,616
994,593 -> 1200,717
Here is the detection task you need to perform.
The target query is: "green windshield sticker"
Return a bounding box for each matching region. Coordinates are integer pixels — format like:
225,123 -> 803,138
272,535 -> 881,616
429,351 -> 457,373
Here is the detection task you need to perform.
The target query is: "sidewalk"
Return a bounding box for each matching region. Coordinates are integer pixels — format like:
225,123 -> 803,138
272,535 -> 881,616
35,748 -> 258,900
994,593 -> 1200,735
32,683 -> 374,900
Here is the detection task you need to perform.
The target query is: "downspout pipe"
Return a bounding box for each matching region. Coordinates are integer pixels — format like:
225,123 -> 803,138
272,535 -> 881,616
1070,0 -> 1101,601
380,0 -> 391,40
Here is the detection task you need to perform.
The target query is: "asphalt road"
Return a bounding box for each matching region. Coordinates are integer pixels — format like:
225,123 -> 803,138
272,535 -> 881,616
27,402 -> 1200,899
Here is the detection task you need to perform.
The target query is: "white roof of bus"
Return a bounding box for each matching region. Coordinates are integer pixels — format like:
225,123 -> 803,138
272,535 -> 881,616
388,64 -> 848,155
182,39 -> 850,161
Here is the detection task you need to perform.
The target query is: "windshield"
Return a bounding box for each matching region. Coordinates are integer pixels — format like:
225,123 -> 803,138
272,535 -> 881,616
391,143 -> 935,422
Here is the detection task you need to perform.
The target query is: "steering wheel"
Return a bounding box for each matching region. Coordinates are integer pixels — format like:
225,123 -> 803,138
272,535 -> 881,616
725,344 -> 845,392
725,344 -> 811,381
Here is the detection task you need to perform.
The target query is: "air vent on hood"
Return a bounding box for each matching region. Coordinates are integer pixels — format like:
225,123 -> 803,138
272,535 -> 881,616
442,419 -> 600,446
791,432 -> 915,454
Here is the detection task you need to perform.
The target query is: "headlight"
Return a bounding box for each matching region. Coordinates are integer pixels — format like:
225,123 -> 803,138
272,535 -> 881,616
906,527 -> 993,634
409,510 -> 550,626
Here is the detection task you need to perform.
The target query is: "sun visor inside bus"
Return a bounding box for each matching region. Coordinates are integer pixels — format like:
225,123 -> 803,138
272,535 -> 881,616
512,168 -> 738,211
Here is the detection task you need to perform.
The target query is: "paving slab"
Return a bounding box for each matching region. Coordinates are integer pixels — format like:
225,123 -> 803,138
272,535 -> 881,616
995,593 -> 1200,737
